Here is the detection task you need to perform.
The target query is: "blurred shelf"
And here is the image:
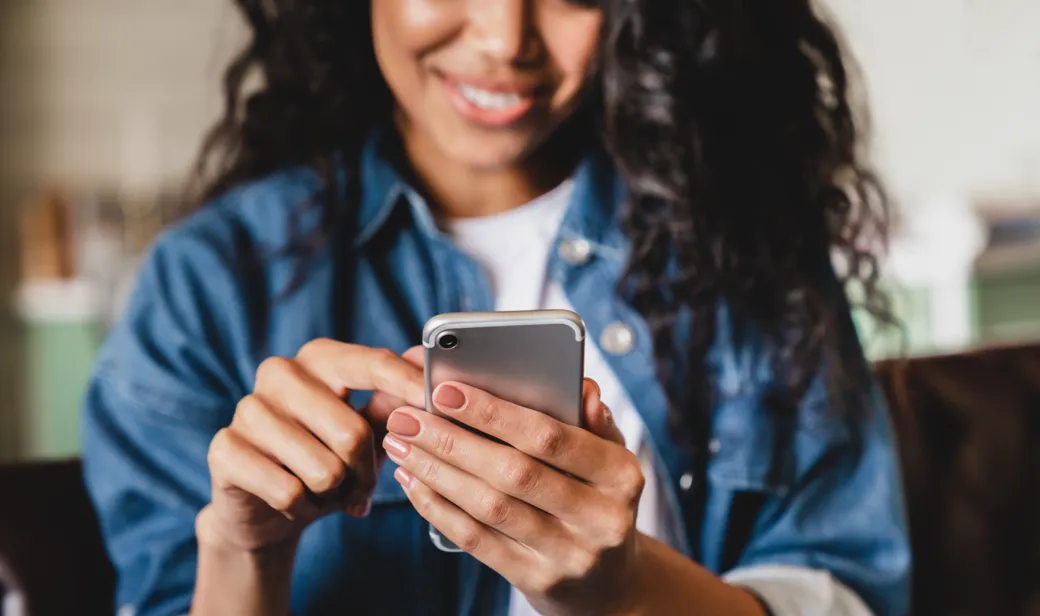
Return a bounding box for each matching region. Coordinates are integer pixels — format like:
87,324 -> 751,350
975,240 -> 1040,276
13,279 -> 105,325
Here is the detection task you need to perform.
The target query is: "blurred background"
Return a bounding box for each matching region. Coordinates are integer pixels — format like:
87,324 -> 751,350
0,0 -> 1038,463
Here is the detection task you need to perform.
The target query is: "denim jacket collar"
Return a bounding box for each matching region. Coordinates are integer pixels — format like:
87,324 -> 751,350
352,128 -> 628,255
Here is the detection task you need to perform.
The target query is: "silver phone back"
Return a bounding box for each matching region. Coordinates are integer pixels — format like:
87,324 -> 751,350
422,310 -> 586,552
423,310 -> 586,428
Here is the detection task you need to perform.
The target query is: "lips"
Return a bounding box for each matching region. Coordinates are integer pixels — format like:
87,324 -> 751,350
438,72 -> 543,128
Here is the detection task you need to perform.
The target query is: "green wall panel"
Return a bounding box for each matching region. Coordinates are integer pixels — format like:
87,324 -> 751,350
25,321 -> 103,459
974,266 -> 1040,342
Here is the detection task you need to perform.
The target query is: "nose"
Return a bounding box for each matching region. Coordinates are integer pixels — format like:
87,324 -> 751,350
467,0 -> 538,64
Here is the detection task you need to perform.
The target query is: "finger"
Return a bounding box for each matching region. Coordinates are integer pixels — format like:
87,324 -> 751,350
295,339 -> 426,408
254,358 -> 376,508
386,407 -> 606,524
430,381 -> 629,488
582,379 -> 625,447
367,390 -> 405,432
393,466 -> 533,578
402,345 -> 424,368
232,395 -> 351,505
209,427 -> 316,521
365,390 -> 406,473
365,345 -> 424,427
382,426 -> 573,556
365,343 -> 424,470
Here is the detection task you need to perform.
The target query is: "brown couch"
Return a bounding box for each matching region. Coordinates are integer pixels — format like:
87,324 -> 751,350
0,460 -> 115,615
875,343 -> 1040,616
1,343 -> 1039,615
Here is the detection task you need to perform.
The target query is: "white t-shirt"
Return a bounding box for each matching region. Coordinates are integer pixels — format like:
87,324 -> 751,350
445,180 -> 682,616
444,181 -> 875,616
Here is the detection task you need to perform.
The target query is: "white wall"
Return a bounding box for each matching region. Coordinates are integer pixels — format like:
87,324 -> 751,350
0,0 -> 243,457
0,0 -> 243,191
827,0 -> 1040,208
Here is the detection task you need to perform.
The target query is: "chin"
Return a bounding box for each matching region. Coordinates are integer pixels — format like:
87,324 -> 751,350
441,137 -> 534,172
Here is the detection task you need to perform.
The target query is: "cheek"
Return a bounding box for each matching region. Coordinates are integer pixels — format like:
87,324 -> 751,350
372,0 -> 457,92
387,0 -> 447,33
542,17 -> 602,104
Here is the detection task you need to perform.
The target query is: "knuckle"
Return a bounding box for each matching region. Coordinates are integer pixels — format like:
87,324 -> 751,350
478,492 -> 512,527
619,457 -> 646,501
600,510 -> 634,549
255,356 -> 295,388
372,347 -> 397,363
432,431 -> 457,459
455,523 -> 484,553
502,459 -> 541,496
418,458 -> 441,484
233,395 -> 266,430
272,480 -> 305,512
207,428 -> 233,469
297,337 -> 333,361
532,422 -> 566,458
311,462 -> 347,494
331,421 -> 371,459
471,398 -> 498,427
370,348 -> 399,378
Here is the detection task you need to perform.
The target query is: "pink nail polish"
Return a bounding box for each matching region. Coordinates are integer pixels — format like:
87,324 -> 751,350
394,467 -> 413,488
433,384 -> 466,411
384,434 -> 411,458
387,411 -> 422,437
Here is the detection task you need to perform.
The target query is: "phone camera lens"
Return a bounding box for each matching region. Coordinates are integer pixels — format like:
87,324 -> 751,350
437,333 -> 459,350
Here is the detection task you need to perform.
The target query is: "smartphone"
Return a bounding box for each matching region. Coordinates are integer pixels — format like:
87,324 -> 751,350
422,309 -> 586,552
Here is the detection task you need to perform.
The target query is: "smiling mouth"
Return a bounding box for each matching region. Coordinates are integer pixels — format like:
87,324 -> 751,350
455,83 -> 528,111
437,71 -> 545,127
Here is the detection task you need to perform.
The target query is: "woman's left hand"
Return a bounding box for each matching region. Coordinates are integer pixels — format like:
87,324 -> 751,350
382,376 -> 645,616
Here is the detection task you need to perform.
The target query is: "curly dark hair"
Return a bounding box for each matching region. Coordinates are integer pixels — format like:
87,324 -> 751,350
194,0 -> 892,450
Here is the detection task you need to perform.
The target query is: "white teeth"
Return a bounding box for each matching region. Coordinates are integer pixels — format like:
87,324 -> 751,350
457,83 -> 524,110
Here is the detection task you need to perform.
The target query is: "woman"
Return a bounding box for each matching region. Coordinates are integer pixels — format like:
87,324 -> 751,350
82,1 -> 910,615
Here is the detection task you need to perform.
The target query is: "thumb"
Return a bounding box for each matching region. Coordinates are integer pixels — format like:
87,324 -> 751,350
402,345 -> 424,367
582,379 -> 625,447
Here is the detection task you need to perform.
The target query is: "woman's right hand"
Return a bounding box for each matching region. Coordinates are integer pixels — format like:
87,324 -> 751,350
198,340 -> 426,552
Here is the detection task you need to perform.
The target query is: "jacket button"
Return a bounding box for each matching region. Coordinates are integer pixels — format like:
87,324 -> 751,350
600,322 -> 635,355
558,238 -> 592,265
708,438 -> 721,455
679,472 -> 695,492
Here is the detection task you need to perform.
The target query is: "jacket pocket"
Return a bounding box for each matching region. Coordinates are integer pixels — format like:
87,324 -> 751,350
707,388 -> 852,497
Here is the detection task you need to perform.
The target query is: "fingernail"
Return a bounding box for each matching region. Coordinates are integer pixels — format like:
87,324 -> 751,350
433,384 -> 466,411
387,410 -> 421,437
602,405 -> 613,426
383,434 -> 411,458
394,467 -> 413,489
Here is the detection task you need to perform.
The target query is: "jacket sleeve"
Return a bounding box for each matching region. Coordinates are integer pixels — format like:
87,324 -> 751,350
723,313 -> 912,616
81,217 -> 250,616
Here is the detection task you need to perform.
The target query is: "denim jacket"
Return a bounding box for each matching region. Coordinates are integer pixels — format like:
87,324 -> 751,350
81,132 -> 911,616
